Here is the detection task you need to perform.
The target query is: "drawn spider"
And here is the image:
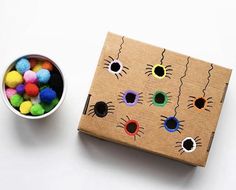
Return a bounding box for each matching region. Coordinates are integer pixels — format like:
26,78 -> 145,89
116,115 -> 144,141
187,96 -> 213,112
145,64 -> 172,79
88,101 -> 115,117
118,90 -> 143,106
175,136 -> 202,155
160,115 -> 184,133
103,56 -> 129,79
148,91 -> 172,107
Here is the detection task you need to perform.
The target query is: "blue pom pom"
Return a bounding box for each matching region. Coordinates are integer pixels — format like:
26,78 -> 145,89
40,87 -> 57,103
37,69 -> 51,84
15,58 -> 30,74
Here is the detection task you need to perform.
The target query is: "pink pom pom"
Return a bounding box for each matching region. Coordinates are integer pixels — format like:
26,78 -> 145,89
23,70 -> 37,83
5,88 -> 17,99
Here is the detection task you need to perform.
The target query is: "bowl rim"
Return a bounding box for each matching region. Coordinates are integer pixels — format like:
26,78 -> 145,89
1,54 -> 66,120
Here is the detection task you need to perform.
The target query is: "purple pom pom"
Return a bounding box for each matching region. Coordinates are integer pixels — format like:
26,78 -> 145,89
16,84 -> 25,95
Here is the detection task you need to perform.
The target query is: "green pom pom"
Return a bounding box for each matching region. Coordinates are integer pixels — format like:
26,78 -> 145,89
30,104 -> 45,116
10,94 -> 23,107
40,84 -> 49,91
41,98 -> 59,113
51,98 -> 59,107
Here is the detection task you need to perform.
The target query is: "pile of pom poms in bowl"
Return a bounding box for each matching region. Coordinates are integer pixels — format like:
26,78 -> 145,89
4,57 -> 63,116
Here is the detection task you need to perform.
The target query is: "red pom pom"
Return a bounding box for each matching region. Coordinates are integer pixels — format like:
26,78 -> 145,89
29,58 -> 37,68
25,83 -> 39,97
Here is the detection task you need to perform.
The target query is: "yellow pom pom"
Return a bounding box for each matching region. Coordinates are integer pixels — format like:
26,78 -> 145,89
32,63 -> 42,72
5,71 -> 23,88
20,101 -> 32,114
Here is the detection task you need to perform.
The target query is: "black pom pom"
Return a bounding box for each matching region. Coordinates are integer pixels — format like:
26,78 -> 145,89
48,73 -> 63,98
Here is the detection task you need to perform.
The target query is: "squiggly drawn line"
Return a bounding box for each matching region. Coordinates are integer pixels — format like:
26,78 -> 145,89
202,64 -> 214,97
117,36 -> 124,60
160,49 -> 166,65
174,56 -> 190,117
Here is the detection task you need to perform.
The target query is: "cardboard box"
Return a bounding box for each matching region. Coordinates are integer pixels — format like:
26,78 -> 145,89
78,32 -> 232,167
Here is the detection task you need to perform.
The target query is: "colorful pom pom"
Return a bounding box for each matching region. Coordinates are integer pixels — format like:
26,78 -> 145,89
30,104 -> 45,116
29,58 -> 37,68
49,73 -> 63,98
37,69 -> 51,84
5,71 -> 23,88
5,88 -> 17,99
41,98 -> 59,113
32,63 -> 42,72
30,95 -> 41,104
15,58 -> 30,74
25,83 -> 39,97
10,94 -> 23,107
20,101 -> 32,114
52,98 -> 59,106
40,84 -> 49,91
23,93 -> 30,100
42,61 -> 53,71
16,84 -> 25,95
40,87 -> 56,103
24,70 -> 37,83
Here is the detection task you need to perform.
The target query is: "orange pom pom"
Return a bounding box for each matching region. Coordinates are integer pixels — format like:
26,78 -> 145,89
42,61 -> 53,71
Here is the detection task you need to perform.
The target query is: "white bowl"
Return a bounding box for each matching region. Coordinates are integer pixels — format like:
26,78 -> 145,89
1,54 -> 66,119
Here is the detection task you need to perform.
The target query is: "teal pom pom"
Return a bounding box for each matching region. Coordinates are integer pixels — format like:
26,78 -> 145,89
37,69 -> 51,84
40,87 -> 56,103
15,58 -> 30,74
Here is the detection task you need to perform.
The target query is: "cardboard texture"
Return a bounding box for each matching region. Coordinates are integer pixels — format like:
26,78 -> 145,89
79,32 -> 232,167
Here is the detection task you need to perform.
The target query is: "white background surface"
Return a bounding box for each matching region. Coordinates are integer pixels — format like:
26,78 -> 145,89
0,0 -> 235,189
